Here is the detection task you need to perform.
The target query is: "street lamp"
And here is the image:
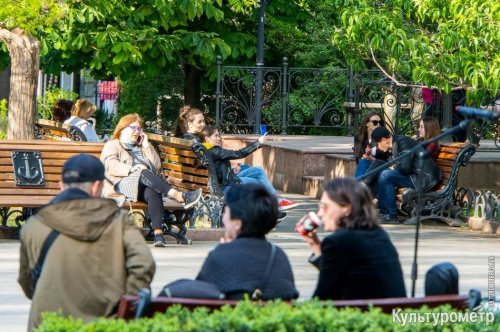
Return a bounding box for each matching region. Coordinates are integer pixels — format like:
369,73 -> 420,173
254,0 -> 271,133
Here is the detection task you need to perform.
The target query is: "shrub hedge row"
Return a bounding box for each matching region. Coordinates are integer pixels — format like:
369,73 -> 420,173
37,300 -> 499,332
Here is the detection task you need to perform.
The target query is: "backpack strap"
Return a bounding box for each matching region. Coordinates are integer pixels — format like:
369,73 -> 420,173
30,229 -> 60,293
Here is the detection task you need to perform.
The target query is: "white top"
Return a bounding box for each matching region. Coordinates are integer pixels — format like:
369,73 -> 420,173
64,116 -> 101,142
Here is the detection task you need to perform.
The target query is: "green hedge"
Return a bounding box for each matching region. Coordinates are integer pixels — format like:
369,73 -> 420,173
37,300 -> 499,332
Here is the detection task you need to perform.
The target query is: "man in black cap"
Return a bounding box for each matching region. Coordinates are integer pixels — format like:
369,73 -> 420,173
18,154 -> 156,331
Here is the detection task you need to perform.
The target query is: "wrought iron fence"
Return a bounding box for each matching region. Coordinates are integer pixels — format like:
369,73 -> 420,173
215,56 -> 498,142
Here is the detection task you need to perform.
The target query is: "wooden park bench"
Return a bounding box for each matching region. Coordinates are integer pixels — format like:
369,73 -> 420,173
0,137 -> 222,243
117,288 -> 470,320
399,142 -> 476,226
35,119 -> 87,142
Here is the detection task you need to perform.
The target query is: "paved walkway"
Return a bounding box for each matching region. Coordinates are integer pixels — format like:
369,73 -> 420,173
0,194 -> 498,331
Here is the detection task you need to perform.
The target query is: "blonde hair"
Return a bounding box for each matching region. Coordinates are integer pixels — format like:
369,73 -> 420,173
111,113 -> 143,140
71,99 -> 96,118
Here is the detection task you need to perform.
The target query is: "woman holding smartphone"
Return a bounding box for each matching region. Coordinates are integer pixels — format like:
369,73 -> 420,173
199,125 -> 298,213
298,178 -> 406,300
100,113 -> 202,247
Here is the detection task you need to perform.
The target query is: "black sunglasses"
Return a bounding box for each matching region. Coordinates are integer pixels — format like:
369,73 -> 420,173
370,120 -> 384,126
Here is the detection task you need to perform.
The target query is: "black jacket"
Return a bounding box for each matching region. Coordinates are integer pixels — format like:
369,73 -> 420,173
393,135 -> 441,192
197,237 -> 299,300
205,141 -> 262,188
310,228 -> 406,300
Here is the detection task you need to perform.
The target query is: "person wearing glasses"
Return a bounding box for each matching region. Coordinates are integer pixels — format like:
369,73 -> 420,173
100,113 -> 202,247
64,99 -> 102,142
353,112 -> 390,178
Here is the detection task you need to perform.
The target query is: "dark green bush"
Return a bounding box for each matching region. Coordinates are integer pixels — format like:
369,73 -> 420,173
37,300 -> 499,332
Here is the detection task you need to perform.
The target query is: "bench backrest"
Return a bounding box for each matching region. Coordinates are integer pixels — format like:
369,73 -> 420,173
117,293 -> 469,320
148,134 -> 218,195
433,142 -> 475,192
0,140 -> 103,207
35,119 -> 87,142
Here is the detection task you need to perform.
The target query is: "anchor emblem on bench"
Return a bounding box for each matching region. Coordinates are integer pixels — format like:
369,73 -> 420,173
11,151 -> 45,186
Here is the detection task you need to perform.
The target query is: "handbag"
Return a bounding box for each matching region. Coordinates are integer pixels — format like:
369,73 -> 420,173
158,279 -> 225,300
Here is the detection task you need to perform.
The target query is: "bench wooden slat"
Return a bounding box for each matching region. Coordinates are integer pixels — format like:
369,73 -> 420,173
157,146 -> 197,158
163,163 -> 209,176
117,294 -> 468,320
164,170 -> 209,185
161,153 -> 197,165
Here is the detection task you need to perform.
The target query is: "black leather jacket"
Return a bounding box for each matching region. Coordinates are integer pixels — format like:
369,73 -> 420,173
206,141 -> 262,188
393,135 -> 441,192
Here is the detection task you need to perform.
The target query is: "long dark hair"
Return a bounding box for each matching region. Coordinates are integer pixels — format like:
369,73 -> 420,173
174,106 -> 203,137
354,112 -> 383,160
199,125 -> 219,143
324,178 -> 379,230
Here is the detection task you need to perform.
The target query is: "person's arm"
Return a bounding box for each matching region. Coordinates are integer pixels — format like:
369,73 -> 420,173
81,121 -> 102,142
122,213 -> 156,294
17,234 -> 34,299
312,236 -> 347,300
210,141 -> 262,161
100,141 -> 134,177
140,135 -> 162,170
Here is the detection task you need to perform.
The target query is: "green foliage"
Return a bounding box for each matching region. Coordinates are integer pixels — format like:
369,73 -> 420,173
118,69 -> 185,133
41,0 -> 261,80
36,88 -> 79,120
37,300 -> 499,331
0,99 -> 7,140
0,0 -> 63,34
331,0 -> 500,102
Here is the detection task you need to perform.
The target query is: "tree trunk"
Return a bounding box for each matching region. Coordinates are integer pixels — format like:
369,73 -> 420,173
183,62 -> 203,109
0,29 -> 39,139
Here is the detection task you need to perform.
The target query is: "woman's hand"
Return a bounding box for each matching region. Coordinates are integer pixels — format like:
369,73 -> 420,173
139,133 -> 150,148
297,214 -> 322,256
232,164 -> 241,174
258,132 -> 268,144
130,164 -> 147,173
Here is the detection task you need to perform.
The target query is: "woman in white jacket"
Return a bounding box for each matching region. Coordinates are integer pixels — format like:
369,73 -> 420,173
64,98 -> 101,142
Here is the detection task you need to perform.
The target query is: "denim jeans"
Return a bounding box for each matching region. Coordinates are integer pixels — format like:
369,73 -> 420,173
376,169 -> 414,216
236,166 -> 276,195
354,159 -> 373,178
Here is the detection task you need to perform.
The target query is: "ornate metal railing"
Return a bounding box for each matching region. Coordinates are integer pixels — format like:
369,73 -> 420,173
215,57 -> 499,141
455,188 -> 499,222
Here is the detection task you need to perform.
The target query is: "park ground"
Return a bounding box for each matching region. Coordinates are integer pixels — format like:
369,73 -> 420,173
0,193 -> 498,331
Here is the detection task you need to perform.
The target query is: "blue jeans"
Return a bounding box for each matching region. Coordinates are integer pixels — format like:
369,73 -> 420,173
354,159 -> 373,178
237,166 -> 276,195
376,169 -> 414,216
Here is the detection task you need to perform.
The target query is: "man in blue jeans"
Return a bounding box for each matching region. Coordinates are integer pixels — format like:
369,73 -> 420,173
371,127 -> 441,224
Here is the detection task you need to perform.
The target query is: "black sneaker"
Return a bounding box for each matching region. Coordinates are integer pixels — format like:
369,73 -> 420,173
379,214 -> 399,225
154,234 -> 167,247
182,188 -> 202,209
277,212 -> 287,224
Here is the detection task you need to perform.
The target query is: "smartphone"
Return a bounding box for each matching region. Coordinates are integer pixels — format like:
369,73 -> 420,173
259,125 -> 267,135
136,135 -> 144,145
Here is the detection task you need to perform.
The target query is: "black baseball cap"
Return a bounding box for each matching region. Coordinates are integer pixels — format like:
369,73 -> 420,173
62,154 -> 106,184
371,127 -> 392,143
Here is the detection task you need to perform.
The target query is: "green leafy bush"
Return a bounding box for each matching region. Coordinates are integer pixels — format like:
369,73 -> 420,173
37,300 -> 499,332
37,88 -> 79,120
0,99 -> 8,139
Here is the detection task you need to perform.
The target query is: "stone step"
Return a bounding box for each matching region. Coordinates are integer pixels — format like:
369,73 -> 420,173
302,175 -> 324,198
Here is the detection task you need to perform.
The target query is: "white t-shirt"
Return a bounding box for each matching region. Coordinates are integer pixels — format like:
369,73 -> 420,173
64,116 -> 101,142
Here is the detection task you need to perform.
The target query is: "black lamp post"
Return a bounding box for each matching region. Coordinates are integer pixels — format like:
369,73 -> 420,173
254,0 -> 270,133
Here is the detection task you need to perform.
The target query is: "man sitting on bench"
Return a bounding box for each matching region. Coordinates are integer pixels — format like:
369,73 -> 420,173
371,125 -> 441,224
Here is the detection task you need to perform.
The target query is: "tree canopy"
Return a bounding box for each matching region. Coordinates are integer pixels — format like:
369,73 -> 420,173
331,0 -> 499,102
